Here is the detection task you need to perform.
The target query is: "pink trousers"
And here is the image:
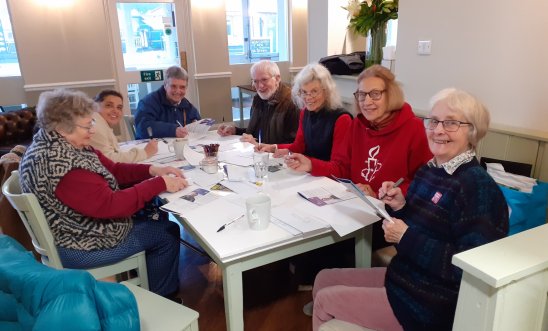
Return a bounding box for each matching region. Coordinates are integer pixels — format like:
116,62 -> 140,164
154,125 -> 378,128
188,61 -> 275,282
312,267 -> 403,331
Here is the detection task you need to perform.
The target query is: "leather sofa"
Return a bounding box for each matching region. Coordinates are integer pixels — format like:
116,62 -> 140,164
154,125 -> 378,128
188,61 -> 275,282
0,107 -> 36,156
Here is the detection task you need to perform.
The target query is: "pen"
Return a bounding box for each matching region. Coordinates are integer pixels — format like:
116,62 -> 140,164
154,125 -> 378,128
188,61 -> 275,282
176,120 -> 183,127
379,177 -> 404,199
147,126 -> 168,144
216,214 -> 244,232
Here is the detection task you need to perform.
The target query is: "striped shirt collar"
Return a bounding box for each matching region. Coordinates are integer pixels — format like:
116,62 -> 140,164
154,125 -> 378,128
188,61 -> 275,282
428,149 -> 476,175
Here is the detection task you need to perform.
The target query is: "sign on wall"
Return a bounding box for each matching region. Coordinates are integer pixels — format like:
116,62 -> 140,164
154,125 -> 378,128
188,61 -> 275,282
140,70 -> 163,82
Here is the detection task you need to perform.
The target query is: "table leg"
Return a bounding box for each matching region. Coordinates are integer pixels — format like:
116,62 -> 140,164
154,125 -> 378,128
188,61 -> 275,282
222,263 -> 244,331
354,226 -> 372,268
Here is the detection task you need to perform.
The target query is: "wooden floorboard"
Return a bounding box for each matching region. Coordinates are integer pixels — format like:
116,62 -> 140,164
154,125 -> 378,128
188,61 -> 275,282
176,228 -> 313,331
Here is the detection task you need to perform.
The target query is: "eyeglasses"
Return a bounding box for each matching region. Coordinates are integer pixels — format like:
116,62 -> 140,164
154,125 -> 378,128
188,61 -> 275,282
298,89 -> 323,99
251,76 -> 274,87
353,90 -> 385,102
423,118 -> 471,132
75,119 -> 96,132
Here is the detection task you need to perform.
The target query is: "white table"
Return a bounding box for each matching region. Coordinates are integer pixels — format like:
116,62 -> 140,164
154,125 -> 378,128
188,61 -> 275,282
138,135 -> 374,331
180,217 -> 371,331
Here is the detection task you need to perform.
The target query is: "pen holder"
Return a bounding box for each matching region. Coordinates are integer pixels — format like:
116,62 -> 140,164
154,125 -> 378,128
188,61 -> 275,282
200,156 -> 218,174
203,144 -> 220,158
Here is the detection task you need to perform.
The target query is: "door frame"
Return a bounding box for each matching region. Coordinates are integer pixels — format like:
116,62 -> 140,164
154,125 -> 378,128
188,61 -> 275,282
104,0 -> 197,122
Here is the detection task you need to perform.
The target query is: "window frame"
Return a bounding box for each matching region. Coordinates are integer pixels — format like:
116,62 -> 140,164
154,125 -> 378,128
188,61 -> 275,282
226,0 -> 289,65
0,0 -> 21,77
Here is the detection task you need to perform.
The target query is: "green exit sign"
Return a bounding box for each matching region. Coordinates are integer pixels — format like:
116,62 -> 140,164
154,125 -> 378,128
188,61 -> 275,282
140,70 -> 164,82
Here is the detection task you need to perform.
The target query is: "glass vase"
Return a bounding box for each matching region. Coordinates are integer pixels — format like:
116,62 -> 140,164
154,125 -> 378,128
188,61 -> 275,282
366,21 -> 388,67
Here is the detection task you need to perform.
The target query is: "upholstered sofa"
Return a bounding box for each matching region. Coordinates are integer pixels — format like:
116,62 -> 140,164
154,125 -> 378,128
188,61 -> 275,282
0,107 -> 36,156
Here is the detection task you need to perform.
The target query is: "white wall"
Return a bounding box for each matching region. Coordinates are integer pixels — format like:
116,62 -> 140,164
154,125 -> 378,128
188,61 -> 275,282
396,0 -> 548,132
307,0 -> 366,63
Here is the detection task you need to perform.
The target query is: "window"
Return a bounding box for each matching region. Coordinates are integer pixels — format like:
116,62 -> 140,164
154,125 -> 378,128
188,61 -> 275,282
115,2 -> 180,71
225,0 -> 288,64
0,0 -> 20,77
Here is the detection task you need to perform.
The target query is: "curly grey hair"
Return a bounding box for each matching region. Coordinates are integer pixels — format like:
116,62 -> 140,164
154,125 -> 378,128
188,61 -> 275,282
36,89 -> 97,133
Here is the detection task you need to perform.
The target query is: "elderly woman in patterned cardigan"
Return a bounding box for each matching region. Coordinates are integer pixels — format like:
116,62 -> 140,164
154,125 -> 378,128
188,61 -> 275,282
310,88 -> 509,331
19,88 -> 188,300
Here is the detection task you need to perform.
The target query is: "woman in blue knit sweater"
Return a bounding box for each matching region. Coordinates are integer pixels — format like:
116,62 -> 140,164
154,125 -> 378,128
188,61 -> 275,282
311,88 -> 509,331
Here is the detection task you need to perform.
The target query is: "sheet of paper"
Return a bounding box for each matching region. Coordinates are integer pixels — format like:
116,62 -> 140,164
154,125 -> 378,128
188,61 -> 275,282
160,186 -> 221,214
270,217 -> 302,236
181,199 -> 294,259
186,168 -> 224,188
332,176 -> 393,222
297,186 -> 355,207
272,206 -> 330,235
220,180 -> 260,196
183,143 -> 203,166
225,164 -> 254,181
185,118 -> 215,139
294,197 -> 381,236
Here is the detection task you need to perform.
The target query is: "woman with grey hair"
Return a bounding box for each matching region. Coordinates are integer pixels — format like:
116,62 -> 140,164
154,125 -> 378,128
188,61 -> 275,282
259,63 -> 352,176
310,88 -> 508,331
19,89 -> 189,301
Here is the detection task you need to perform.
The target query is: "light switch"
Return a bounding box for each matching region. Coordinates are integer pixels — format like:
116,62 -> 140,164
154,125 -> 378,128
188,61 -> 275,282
417,40 -> 432,55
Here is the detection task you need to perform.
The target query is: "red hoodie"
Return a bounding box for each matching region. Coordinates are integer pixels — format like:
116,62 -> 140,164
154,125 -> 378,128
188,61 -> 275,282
331,103 -> 432,195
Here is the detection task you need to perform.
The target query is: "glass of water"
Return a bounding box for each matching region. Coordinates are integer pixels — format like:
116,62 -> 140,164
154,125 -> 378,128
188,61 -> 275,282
253,151 -> 269,180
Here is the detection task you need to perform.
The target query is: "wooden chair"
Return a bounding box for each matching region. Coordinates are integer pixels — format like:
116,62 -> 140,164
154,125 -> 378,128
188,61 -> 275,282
2,170 -> 149,289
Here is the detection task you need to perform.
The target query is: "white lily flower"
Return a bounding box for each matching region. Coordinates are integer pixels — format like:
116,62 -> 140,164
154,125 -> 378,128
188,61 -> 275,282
346,0 -> 361,18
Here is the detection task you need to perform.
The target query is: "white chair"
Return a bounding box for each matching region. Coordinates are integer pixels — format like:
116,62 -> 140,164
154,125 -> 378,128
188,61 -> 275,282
124,114 -> 137,140
2,170 -> 149,289
319,320 -> 375,331
123,282 -> 199,331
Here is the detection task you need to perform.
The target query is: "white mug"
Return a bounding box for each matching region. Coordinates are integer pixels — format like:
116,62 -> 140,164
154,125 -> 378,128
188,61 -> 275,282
168,138 -> 187,160
246,194 -> 271,231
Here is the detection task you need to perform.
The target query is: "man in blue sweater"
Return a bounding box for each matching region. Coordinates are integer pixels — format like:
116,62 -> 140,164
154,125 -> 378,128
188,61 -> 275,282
135,66 -> 201,139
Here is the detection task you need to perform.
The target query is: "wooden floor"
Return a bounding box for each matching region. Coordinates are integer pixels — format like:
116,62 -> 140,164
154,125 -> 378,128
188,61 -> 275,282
176,229 -> 314,331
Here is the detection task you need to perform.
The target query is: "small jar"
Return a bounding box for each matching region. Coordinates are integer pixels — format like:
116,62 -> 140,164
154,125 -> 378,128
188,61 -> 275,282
200,156 -> 218,174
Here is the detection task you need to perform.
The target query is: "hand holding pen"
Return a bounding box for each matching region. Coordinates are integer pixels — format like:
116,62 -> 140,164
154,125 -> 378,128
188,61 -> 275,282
175,120 -> 189,138
379,177 -> 406,211
379,177 -> 404,199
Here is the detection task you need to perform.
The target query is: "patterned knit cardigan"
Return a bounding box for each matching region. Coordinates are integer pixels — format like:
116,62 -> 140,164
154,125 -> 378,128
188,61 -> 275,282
19,129 -> 132,250
385,158 -> 509,331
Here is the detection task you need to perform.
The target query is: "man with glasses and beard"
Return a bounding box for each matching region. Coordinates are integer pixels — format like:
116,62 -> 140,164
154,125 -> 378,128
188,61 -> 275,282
217,60 -> 300,145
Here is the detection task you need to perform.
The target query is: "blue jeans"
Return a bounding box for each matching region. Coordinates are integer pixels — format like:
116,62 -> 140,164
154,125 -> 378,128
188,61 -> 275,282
58,219 -> 180,296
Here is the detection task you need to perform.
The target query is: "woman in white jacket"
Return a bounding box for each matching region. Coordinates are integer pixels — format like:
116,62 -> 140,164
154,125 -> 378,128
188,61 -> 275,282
90,90 -> 157,163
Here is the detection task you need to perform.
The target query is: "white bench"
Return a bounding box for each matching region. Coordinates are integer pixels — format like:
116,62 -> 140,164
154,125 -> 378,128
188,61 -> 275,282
122,282 -> 199,331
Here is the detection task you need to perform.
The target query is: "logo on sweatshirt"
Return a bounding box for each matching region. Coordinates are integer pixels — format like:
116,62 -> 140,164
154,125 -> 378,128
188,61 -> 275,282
361,145 -> 382,182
